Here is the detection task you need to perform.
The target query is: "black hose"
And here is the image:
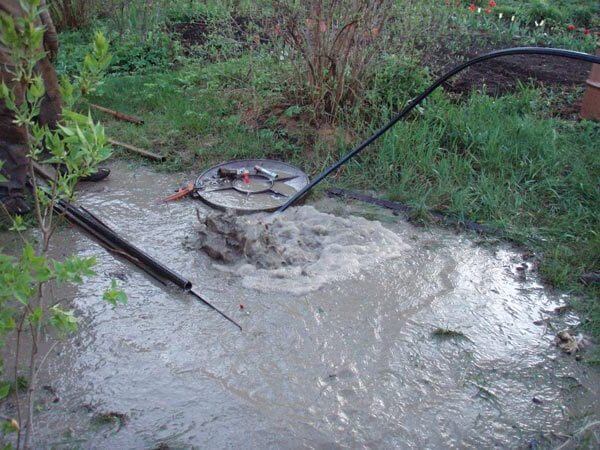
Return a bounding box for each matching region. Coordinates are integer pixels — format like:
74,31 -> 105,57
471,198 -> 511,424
276,47 -> 600,213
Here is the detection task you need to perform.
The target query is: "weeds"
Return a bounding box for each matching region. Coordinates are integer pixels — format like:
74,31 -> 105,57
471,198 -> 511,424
49,0 -> 96,31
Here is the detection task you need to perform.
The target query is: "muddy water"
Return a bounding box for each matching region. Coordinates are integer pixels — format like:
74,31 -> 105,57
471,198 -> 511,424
194,207 -> 412,295
23,162 -> 599,448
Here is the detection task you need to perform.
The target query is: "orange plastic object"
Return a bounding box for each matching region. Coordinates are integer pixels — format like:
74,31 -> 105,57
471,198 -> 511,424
161,182 -> 194,202
581,49 -> 600,121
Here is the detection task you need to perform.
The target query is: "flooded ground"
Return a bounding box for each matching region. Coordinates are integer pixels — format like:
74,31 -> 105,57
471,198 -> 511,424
6,162 -> 599,448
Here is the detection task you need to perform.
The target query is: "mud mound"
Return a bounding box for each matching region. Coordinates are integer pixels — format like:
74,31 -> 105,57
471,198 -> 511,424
447,54 -> 590,95
195,206 -> 410,294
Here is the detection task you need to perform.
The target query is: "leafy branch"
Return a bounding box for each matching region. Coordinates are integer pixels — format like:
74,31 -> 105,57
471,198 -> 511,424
0,1 -> 125,448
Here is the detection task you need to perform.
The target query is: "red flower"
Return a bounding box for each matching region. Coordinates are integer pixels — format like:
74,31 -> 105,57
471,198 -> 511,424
469,3 -> 476,12
567,24 -> 576,31
239,304 -> 245,310
489,0 -> 497,7
583,28 -> 590,35
485,8 -> 491,14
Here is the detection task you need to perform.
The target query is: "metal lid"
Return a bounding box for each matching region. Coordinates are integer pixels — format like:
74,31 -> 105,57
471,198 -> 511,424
194,159 -> 309,213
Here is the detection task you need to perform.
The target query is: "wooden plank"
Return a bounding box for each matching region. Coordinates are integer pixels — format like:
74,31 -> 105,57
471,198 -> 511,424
90,103 -> 145,125
108,138 -> 166,162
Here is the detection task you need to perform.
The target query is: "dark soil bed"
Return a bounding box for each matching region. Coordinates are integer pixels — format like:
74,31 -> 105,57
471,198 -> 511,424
169,16 -> 270,53
446,54 -> 591,95
169,19 -> 208,49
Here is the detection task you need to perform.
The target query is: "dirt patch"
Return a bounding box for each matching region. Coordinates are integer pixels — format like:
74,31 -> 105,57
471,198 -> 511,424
446,54 -> 591,96
169,19 -> 208,49
169,16 -> 270,52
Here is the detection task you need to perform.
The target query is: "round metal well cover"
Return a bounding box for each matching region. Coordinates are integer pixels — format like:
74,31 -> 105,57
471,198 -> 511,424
194,159 -> 309,213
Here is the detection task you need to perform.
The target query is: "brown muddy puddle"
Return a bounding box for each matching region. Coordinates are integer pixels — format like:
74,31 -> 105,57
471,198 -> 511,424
17,162 -> 600,448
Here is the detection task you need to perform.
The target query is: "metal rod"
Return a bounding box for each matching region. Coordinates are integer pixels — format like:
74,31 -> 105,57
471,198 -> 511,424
276,47 -> 600,212
190,287 -> 242,330
62,201 -> 242,330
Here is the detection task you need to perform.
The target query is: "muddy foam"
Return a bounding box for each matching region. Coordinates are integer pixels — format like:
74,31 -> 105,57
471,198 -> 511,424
194,206 -> 410,294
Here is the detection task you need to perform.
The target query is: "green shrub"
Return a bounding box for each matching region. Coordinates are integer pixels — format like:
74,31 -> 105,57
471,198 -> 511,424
519,0 -> 565,26
364,55 -> 432,120
570,6 -> 593,26
109,30 -> 181,74
57,27 -> 181,77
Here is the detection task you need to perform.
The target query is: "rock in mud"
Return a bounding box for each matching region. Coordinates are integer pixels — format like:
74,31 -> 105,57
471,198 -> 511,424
580,271 -> 600,286
554,330 -> 587,354
194,206 -> 410,294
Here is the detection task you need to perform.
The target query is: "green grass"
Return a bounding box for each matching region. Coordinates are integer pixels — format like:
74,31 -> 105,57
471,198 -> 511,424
392,0 -> 598,72
87,55 -> 301,171
495,0 -> 598,27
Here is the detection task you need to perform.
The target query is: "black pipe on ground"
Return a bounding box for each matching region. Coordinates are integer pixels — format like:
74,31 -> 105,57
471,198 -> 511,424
276,47 -> 600,213
54,199 -> 242,330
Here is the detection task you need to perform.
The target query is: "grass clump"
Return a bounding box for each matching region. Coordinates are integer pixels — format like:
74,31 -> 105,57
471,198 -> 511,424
432,328 -> 469,340
56,27 -> 181,77
86,53 -> 298,171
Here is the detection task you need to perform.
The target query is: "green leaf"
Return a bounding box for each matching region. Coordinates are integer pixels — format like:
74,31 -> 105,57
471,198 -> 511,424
103,279 -> 127,307
28,306 -> 42,325
53,256 -> 96,284
1,417 -> 19,434
0,381 -> 10,400
49,306 -> 78,335
21,243 -> 51,282
9,215 -> 26,232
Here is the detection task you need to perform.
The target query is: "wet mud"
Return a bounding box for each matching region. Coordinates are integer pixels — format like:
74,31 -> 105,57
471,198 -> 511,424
4,162 -> 599,448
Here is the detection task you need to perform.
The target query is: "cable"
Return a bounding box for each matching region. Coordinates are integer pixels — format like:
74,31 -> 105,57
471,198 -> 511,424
276,47 -> 600,213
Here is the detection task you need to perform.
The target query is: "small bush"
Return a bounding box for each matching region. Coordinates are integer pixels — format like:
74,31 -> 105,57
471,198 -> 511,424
57,28 -> 181,77
570,6 -> 593,26
273,0 -> 393,124
109,31 -> 181,74
519,0 -> 565,26
366,54 -> 431,116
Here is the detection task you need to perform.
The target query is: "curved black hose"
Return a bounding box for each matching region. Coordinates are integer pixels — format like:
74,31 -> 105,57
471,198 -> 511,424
276,47 -> 600,213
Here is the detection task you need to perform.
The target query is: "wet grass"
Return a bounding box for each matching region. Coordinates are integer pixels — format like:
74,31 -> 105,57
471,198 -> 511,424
91,411 -> 128,430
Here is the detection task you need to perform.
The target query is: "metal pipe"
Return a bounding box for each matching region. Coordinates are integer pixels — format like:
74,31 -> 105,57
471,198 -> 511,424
276,47 -> 600,213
